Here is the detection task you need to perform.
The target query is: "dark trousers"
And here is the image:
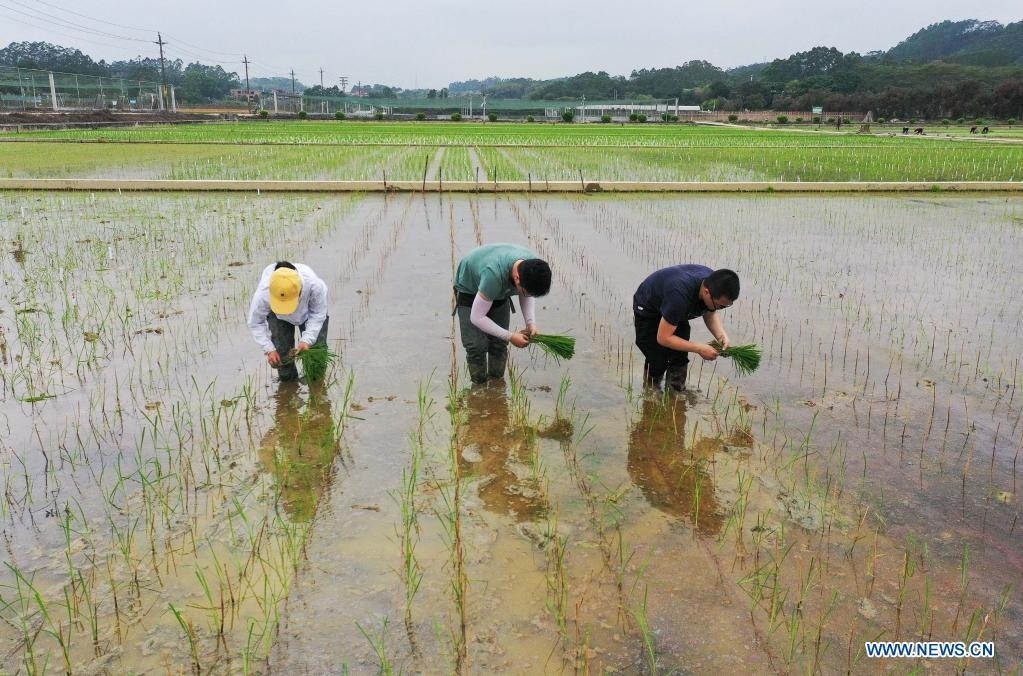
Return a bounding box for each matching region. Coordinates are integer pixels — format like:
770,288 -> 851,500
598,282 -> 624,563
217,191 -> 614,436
634,312 -> 689,391
457,301 -> 511,384
269,314 -> 329,382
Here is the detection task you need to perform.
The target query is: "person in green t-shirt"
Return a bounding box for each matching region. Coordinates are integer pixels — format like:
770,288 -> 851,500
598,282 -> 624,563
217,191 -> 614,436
453,243 -> 552,384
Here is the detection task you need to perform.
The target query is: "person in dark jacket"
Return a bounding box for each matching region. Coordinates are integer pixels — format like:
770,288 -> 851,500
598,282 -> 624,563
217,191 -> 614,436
633,266 -> 739,392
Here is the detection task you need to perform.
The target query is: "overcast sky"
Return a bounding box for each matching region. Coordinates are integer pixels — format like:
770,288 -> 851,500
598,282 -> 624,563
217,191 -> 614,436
1,1 -> 1019,88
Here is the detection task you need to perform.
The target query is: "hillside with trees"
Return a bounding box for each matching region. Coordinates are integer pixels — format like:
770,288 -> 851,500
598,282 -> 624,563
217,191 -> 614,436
884,20 -> 1023,65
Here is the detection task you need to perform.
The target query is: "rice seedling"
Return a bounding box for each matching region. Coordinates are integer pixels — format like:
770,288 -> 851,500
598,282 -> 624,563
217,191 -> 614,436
292,344 -> 339,382
355,617 -> 395,676
709,340 -> 762,376
431,375 -> 469,671
529,333 -> 576,361
631,586 -> 658,673
169,603 -> 202,675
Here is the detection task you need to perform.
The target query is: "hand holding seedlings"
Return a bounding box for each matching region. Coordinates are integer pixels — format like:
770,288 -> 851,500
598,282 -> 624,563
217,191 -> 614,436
267,350 -> 282,366
510,331 -> 531,348
695,343 -> 720,361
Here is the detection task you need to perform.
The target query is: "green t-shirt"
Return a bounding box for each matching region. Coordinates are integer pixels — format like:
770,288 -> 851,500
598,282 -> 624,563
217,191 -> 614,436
454,243 -> 536,300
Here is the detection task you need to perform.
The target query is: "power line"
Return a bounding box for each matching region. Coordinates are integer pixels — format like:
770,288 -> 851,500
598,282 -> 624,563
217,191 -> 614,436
247,56 -> 315,83
0,0 -> 149,43
0,4 -> 313,88
3,0 -> 245,61
24,0 -> 155,34
0,10 -> 142,52
160,33 -> 245,60
163,44 -> 243,68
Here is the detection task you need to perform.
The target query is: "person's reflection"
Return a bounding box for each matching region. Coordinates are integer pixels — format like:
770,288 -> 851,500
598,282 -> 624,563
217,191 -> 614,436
459,382 -> 548,522
258,380 -> 339,522
627,394 -> 724,536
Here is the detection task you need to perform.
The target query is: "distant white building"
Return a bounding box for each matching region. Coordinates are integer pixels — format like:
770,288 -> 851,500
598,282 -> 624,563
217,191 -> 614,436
570,102 -> 704,120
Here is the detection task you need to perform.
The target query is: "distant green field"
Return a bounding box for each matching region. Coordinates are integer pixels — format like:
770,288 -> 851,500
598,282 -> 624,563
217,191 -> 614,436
0,120 -> 951,146
2,121 -> 1021,182
5,120 -> 1021,146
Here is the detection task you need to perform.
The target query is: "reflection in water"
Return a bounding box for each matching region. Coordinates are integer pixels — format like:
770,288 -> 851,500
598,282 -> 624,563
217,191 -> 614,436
258,381 -> 340,522
627,395 -> 725,536
459,383 -> 551,522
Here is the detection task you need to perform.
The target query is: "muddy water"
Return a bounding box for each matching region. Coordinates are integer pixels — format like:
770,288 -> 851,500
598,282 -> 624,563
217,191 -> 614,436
269,193 -> 1023,673
1,192 -> 1021,673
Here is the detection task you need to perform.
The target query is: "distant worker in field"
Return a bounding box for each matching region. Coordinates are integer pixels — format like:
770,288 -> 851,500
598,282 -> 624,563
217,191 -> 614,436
454,243 -> 552,384
633,266 -> 739,392
248,261 -> 329,383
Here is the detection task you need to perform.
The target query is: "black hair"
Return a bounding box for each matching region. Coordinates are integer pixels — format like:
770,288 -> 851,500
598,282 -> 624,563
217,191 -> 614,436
519,259 -> 552,297
274,261 -> 297,271
705,269 -> 740,301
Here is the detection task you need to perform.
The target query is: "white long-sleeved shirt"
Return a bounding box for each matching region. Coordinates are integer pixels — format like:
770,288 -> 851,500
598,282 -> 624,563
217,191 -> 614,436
247,263 -> 328,353
470,292 -> 536,340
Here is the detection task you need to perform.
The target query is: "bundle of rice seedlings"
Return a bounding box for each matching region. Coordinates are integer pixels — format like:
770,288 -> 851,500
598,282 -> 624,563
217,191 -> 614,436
709,340 -> 761,376
295,345 -> 339,382
529,333 -> 576,361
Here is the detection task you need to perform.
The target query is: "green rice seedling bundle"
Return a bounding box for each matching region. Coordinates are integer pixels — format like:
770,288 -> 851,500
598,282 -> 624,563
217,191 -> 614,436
709,340 -> 761,376
282,345 -> 339,382
530,333 -> 575,361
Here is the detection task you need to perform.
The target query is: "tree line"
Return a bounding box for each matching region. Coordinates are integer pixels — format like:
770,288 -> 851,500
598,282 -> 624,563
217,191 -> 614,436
0,41 -> 239,103
3,19 -> 1023,118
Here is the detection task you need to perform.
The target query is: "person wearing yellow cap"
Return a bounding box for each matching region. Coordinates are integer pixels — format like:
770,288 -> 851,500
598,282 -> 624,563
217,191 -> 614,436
247,261 -> 329,382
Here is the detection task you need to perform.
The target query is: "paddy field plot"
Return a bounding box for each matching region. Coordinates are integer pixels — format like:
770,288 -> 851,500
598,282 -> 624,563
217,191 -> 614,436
3,121 -> 1022,182
1,190 -> 1021,673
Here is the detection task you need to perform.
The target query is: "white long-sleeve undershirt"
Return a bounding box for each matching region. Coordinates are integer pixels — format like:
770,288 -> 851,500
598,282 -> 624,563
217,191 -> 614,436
469,293 -> 536,340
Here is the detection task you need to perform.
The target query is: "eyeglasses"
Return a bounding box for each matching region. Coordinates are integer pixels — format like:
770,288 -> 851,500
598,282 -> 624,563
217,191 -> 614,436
710,297 -> 732,312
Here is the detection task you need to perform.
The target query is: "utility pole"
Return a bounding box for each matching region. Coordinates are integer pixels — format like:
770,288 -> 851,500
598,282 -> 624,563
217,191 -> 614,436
155,32 -> 168,111
339,76 -> 348,93
319,68 -> 324,89
291,69 -> 296,95
242,55 -> 252,111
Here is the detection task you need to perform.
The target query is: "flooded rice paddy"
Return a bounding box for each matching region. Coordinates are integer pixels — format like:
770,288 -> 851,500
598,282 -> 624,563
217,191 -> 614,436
1,191 -> 1021,673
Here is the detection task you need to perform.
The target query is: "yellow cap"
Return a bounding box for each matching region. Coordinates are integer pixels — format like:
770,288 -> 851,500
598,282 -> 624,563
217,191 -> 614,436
269,268 -> 302,314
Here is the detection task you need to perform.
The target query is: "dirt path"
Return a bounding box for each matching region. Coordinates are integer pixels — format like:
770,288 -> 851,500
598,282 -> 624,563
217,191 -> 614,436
424,146 -> 445,181
467,145 -> 488,182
